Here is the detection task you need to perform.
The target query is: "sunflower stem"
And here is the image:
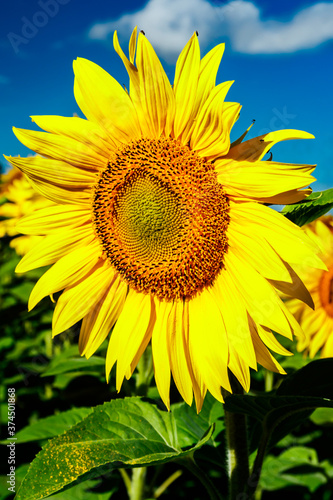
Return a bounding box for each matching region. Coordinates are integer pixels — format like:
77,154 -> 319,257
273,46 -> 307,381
127,352 -> 152,500
130,467 -> 147,500
245,428 -> 270,498
153,469 -> 183,498
222,375 -> 250,500
264,369 -> 274,392
119,468 -> 132,495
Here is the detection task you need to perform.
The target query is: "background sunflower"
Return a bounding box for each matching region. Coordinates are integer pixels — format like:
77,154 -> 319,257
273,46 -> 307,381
0,165 -> 53,255
285,215 -> 333,358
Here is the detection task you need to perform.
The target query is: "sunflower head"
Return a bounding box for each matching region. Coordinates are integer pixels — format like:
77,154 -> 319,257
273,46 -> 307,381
4,28 -> 324,410
285,216 -> 333,358
0,165 -> 52,255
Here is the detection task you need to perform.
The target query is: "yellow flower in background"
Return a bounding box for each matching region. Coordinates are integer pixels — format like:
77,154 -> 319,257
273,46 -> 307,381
0,166 -> 52,255
285,216 -> 333,358
5,28 -> 325,410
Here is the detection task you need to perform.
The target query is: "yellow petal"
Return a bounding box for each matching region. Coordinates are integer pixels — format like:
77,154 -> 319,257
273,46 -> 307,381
27,240 -> 101,310
167,300 -> 193,406
52,260 -> 113,336
30,115 -> 113,158
4,154 -> 97,187
73,57 -> 141,142
254,188 -> 313,205
16,225 -> 95,273
268,261 -> 314,309
16,205 -> 91,235
227,345 -> 251,392
216,159 -> 315,202
181,42 -> 225,144
190,83 -> 236,157
113,30 -> 151,137
230,121 -> 255,148
249,319 -> 286,374
151,299 -> 173,410
226,129 -> 314,162
12,128 -> 107,170
230,201 -> 325,270
227,219 -> 292,283
128,26 -> 137,64
80,275 -> 127,358
197,43 -> 225,112
183,301 -> 206,413
315,219 -> 333,255
127,300 -> 157,381
257,325 -> 293,357
212,269 -> 257,370
224,248 -> 295,339
173,33 -> 200,140
27,176 -> 91,205
4,154 -> 94,205
189,290 -> 230,401
113,29 -> 139,86
135,33 -> 175,137
105,289 -> 154,391
320,322 -> 333,358
10,235 -> 43,256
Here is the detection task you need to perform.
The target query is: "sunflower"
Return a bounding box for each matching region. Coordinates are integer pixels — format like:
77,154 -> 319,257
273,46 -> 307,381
0,165 -> 52,255
5,29 -> 324,410
284,216 -> 333,358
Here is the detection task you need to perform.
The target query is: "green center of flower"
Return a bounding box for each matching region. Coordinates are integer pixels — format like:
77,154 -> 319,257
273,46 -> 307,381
92,137 -> 230,301
114,170 -> 186,263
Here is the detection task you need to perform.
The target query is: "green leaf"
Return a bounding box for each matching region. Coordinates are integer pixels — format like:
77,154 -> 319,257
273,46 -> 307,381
225,393 -> 332,438
0,464 -> 30,500
280,350 -> 309,371
16,397 -> 214,500
0,407 -> 92,444
281,188 -> 333,226
225,360 -> 333,448
0,337 -> 14,352
260,447 -> 327,493
276,358 -> 333,399
310,407 -> 333,425
0,255 -> 20,281
6,330 -> 49,361
45,480 -> 116,500
41,356 -> 105,377
10,282 -> 35,302
275,430 -> 322,449
172,392 -> 224,448
172,392 -> 225,469
52,372 -> 102,390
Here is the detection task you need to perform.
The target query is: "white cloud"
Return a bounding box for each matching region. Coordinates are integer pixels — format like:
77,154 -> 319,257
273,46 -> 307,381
88,0 -> 333,60
0,75 -> 9,85
228,1 -> 333,54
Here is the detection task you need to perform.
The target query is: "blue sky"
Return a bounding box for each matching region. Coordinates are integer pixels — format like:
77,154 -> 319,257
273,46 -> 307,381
1,0 -> 333,191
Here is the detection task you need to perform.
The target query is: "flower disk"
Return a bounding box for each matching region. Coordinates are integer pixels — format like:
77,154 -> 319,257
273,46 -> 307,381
93,137 -> 230,300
